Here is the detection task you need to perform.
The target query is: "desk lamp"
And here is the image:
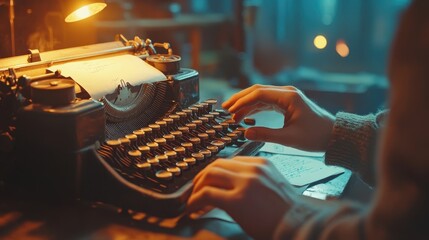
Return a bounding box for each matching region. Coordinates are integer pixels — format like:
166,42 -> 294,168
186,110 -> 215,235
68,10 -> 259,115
64,0 -> 107,23
5,0 -> 107,56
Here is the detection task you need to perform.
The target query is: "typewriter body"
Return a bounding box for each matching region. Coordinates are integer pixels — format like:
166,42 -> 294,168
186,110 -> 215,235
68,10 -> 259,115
0,35 -> 264,217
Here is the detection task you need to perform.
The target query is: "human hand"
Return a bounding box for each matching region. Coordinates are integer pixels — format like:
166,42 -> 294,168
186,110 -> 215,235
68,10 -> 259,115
186,156 -> 298,240
222,84 -> 335,151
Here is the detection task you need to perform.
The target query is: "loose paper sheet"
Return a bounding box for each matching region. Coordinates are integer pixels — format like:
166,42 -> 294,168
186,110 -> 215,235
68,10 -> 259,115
260,142 -> 325,157
269,154 -> 344,186
48,55 -> 166,100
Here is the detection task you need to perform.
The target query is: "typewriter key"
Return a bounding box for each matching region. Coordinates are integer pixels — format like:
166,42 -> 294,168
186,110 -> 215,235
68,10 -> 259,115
136,162 -> 151,171
183,157 -> 196,166
147,157 -> 160,166
191,153 -> 204,162
156,170 -> 173,181
199,149 -> 212,158
164,150 -> 177,160
210,140 -> 225,150
167,167 -> 181,176
176,161 -> 189,170
221,136 -> 232,144
173,146 -> 186,156
206,145 -> 219,154
156,154 -> 168,162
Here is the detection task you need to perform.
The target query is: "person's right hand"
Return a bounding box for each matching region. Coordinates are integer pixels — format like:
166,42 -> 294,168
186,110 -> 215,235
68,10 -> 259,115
222,84 -> 335,152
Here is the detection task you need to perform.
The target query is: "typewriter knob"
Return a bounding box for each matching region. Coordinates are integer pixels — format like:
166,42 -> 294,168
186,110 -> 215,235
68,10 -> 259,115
146,54 -> 181,75
205,129 -> 216,138
156,154 -> 168,162
206,145 -> 219,154
185,124 -> 196,130
210,140 -> 225,150
30,78 -> 75,106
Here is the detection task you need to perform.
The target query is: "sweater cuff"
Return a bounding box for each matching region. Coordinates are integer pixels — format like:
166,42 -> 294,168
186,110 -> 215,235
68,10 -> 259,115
325,112 -> 378,185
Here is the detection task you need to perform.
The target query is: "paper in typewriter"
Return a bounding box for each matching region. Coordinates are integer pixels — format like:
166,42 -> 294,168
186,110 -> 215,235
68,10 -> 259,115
48,55 -> 166,100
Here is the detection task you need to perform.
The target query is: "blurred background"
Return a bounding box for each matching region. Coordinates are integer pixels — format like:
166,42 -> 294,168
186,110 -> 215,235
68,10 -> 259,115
0,0 -> 411,114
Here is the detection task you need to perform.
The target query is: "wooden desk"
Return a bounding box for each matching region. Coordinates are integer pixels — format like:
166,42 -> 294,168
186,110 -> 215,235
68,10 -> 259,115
94,14 -> 230,71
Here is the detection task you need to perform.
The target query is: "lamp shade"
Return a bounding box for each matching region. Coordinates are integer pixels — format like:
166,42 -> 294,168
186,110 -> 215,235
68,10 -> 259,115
64,0 -> 106,23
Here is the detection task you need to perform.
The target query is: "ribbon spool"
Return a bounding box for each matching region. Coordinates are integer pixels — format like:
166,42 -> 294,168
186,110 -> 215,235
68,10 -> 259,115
30,78 -> 76,106
146,54 -> 181,75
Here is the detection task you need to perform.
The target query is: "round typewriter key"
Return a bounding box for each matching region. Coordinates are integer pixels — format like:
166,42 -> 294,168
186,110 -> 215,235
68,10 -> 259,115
125,134 -> 138,142
198,117 -> 209,123
163,134 -> 175,142
155,138 -> 167,146
203,114 -> 214,120
173,146 -> 186,156
169,114 -> 180,122
147,157 -> 160,166
176,161 -> 189,170
138,145 -> 150,154
183,109 -> 193,116
227,133 -> 238,140
176,111 -> 187,118
209,111 -> 220,117
149,124 -> 160,131
156,154 -> 168,162
106,139 -> 121,147
156,170 -> 173,180
119,137 -> 131,146
189,107 -> 198,114
192,120 -> 202,126
198,133 -> 209,141
147,142 -> 159,151
211,140 -> 225,149
189,137 -> 201,145
136,162 -> 151,171
185,123 -> 196,130
205,129 -> 216,138
171,131 -> 183,137
184,157 -> 196,166
212,125 -> 223,132
178,126 -> 190,133
221,136 -> 232,144
133,130 -> 145,139
165,150 -> 177,159
163,118 -> 174,125
191,152 -> 205,161
181,142 -> 193,151
205,99 -> 217,104
206,145 -> 219,154
142,127 -> 153,134
155,121 -> 167,128
128,150 -> 141,158
233,130 -> 243,138
199,149 -> 212,158
220,122 -> 229,130
167,166 -> 181,176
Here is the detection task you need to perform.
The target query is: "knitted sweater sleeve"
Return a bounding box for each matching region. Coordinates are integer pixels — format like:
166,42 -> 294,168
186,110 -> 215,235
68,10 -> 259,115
325,111 -> 387,186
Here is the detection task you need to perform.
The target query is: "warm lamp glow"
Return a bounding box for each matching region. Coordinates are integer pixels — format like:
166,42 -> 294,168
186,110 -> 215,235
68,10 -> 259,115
336,39 -> 350,57
65,2 -> 106,23
314,35 -> 328,50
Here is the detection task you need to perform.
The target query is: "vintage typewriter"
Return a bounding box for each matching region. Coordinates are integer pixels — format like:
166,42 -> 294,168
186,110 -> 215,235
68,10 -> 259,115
0,35 -> 264,217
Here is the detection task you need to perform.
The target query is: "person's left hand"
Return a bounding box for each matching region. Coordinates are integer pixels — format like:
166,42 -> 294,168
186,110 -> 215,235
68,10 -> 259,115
186,156 -> 298,240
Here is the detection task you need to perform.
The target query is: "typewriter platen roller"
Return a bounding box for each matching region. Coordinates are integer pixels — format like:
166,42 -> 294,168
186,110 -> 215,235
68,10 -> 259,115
1,35 -> 264,217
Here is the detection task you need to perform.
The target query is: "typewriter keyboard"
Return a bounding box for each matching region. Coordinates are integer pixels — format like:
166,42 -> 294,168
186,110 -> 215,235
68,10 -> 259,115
96,99 -> 264,196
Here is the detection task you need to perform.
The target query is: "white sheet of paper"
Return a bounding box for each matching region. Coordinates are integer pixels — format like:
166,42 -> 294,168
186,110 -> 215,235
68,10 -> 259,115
269,154 -> 344,186
260,142 -> 325,157
48,55 -> 166,100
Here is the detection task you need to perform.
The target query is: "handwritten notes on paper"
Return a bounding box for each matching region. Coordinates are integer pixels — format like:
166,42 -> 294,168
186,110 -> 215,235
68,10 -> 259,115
48,55 -> 166,100
269,154 -> 344,186
260,142 -> 325,157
